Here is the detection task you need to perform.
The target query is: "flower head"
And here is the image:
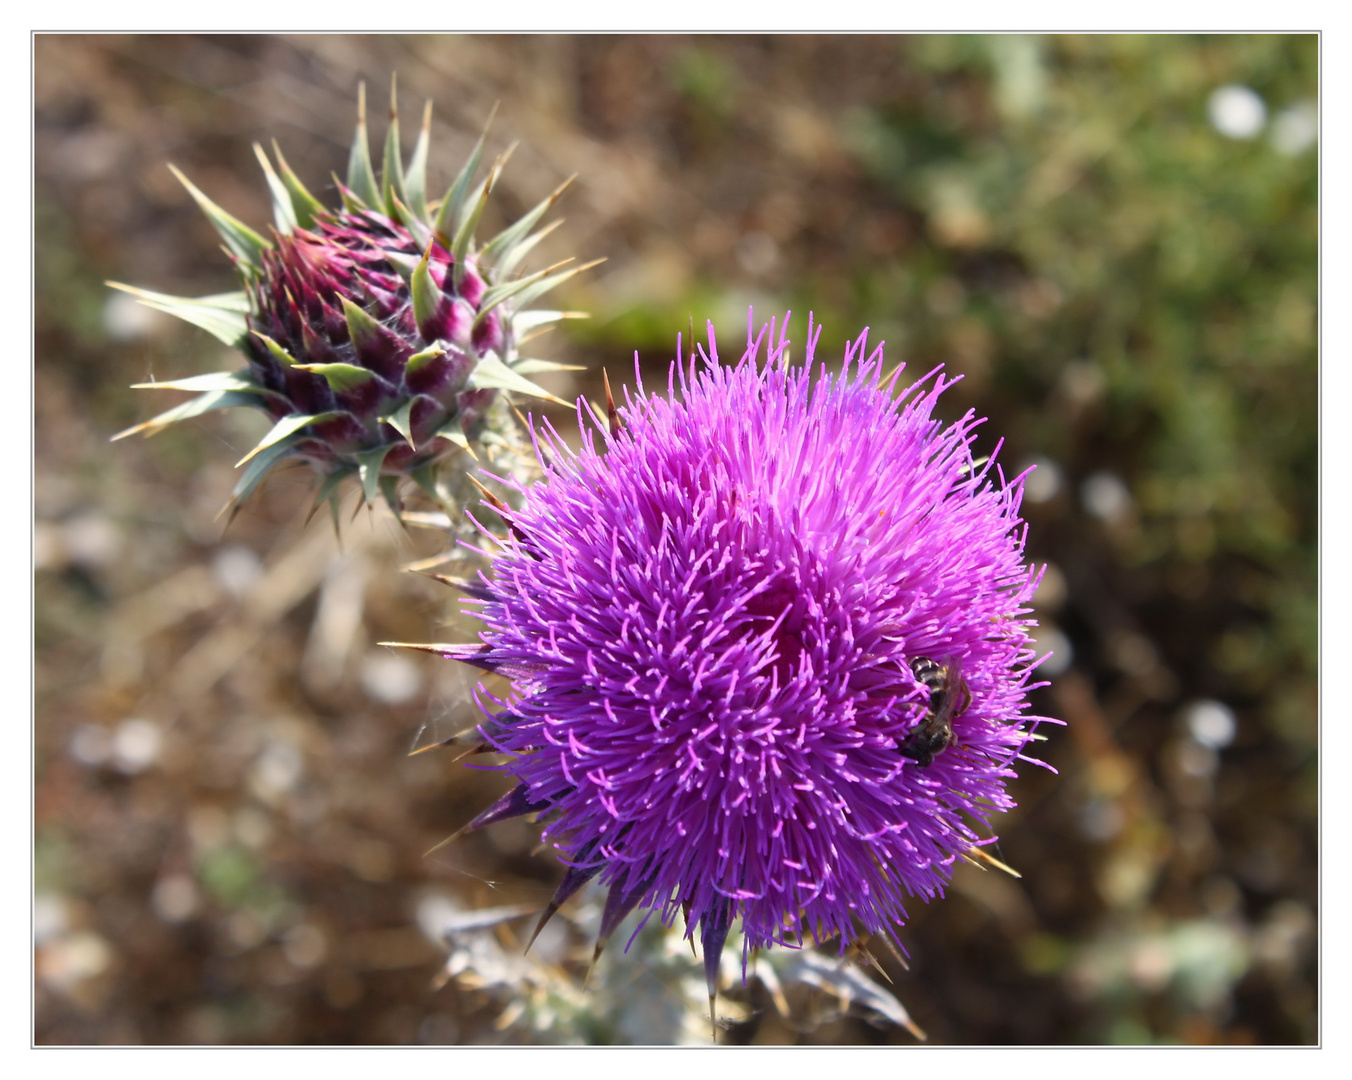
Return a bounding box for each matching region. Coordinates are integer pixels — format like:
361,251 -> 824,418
113,83 -> 592,521
443,313 -> 1050,1011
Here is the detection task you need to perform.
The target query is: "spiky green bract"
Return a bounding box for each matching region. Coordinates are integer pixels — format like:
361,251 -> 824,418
113,84 -> 591,520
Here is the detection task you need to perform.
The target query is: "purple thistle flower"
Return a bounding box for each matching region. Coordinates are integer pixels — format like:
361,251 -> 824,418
439,312 -> 1051,1018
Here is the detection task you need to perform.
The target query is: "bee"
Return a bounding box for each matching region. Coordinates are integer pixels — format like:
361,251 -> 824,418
899,656 -> 971,766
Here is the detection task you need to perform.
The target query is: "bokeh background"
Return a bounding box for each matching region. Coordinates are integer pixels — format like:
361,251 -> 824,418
34,34 -> 1317,1045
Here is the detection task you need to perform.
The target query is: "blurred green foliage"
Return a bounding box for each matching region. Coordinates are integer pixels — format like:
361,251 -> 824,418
859,34 -> 1316,735
899,37 -> 1304,684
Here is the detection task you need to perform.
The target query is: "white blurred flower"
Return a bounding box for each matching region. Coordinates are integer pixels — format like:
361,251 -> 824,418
360,651 -> 423,705
69,724 -> 112,767
1031,622 -> 1073,677
1021,455 -> 1063,504
1082,471 -> 1132,522
34,893 -> 70,945
1271,100 -> 1317,156
103,290 -> 165,341
1184,699 -> 1238,750
1208,85 -> 1266,140
62,512 -> 122,569
250,739 -> 304,799
111,717 -> 162,774
211,545 -> 264,598
151,874 -> 199,923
